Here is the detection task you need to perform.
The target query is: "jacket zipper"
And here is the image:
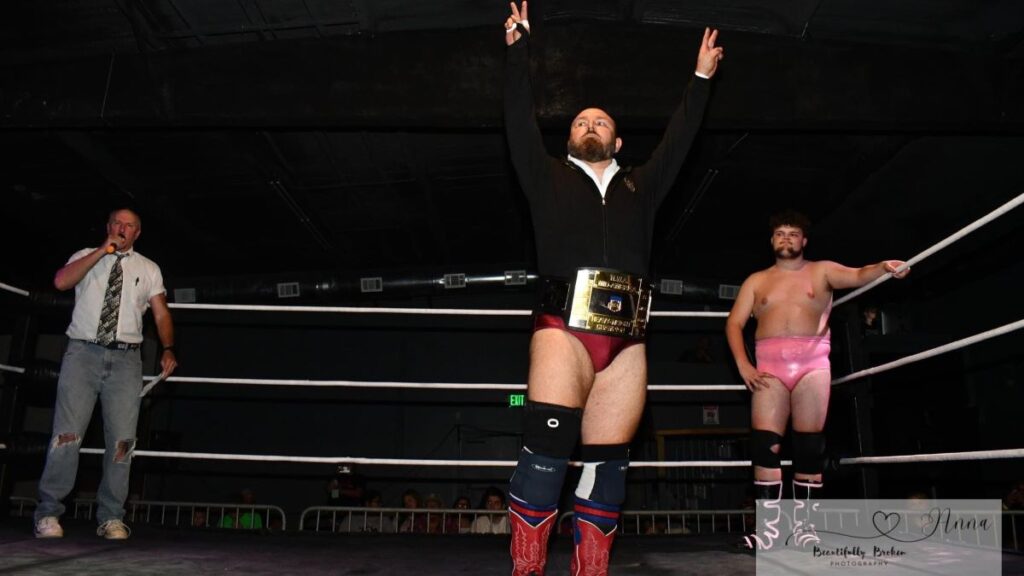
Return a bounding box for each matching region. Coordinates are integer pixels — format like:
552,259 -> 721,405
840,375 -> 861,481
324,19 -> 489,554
602,171 -> 630,266
566,161 -> 628,268
601,195 -> 608,266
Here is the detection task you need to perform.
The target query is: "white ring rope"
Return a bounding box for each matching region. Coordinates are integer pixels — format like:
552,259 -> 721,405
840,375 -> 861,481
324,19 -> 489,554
135,375 -> 744,392
72,447 -> 1022,467
169,303 -> 727,318
832,317 -> 1024,385
652,311 -> 728,318
163,377 -> 526,390
834,190 -> 1024,307
840,448 -> 1024,465
0,363 -> 26,374
0,282 -> 30,297
170,303 -> 531,316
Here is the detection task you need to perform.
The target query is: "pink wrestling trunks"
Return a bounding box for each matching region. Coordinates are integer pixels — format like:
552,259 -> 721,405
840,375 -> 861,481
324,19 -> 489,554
534,314 -> 640,373
754,336 -> 831,391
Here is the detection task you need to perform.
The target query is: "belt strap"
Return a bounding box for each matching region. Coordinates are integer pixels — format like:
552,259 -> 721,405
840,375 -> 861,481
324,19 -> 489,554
538,277 -> 572,315
80,339 -> 141,351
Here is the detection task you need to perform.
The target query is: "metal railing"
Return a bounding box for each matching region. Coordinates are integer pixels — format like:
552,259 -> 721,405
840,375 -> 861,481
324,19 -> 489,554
299,505 -> 505,534
30,497 -> 1024,551
603,507 -> 1022,552
73,498 -> 287,531
615,509 -> 753,535
8,496 -> 38,518
1008,510 -> 1023,552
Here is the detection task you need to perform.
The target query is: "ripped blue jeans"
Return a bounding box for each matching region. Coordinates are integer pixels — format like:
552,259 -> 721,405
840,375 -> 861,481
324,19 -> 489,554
36,339 -> 142,525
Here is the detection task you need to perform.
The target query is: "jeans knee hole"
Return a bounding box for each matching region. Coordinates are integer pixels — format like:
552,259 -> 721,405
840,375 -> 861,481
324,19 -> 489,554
113,439 -> 136,463
51,433 -> 80,450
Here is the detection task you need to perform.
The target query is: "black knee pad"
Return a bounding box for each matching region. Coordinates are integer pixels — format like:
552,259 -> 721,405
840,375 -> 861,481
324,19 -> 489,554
522,400 -> 582,458
791,431 -> 826,475
750,429 -> 782,469
574,444 -> 630,506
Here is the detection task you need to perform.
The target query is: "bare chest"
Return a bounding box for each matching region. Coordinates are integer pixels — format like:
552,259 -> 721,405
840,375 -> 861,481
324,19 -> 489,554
753,270 -> 830,318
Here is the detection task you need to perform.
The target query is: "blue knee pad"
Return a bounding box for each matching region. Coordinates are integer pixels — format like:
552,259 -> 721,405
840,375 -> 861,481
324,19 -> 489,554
791,431 -> 826,475
574,444 -> 630,506
510,450 -> 570,510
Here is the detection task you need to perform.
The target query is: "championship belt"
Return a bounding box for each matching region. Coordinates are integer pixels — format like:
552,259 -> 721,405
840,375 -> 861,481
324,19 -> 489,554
539,268 -> 652,339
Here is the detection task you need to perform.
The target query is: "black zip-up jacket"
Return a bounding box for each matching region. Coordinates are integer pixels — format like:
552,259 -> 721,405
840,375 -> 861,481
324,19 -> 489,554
505,37 -> 711,281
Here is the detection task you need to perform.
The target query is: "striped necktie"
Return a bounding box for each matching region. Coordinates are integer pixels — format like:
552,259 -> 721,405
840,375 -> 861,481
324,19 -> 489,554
96,253 -> 127,345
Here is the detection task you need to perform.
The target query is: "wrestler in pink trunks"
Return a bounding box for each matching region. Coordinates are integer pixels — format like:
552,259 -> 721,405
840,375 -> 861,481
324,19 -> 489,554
754,335 -> 831,391
534,314 -> 640,373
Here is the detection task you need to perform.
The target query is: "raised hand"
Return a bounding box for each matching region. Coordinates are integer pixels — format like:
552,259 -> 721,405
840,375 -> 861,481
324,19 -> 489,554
696,27 -> 724,78
104,232 -> 126,253
505,1 -> 530,46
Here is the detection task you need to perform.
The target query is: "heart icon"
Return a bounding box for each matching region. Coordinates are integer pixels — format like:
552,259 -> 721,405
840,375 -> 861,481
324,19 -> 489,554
872,510 -> 902,537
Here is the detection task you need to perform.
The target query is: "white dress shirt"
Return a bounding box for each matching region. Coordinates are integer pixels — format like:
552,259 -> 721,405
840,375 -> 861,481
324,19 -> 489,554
64,248 -> 166,344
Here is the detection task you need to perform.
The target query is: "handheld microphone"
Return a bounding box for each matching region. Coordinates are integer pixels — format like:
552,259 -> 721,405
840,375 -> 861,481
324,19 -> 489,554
106,235 -> 125,254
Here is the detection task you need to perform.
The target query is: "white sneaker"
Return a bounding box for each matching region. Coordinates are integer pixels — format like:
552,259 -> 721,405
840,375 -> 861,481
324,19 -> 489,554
97,519 -> 130,540
35,516 -> 64,538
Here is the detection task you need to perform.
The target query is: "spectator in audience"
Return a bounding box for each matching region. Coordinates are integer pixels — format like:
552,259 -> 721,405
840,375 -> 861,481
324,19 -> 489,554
423,493 -> 446,534
1003,481 -> 1024,548
642,516 -> 666,535
338,489 -> 393,533
693,336 -> 714,363
678,335 -> 715,363
192,509 -> 208,528
360,490 -> 394,533
447,496 -> 474,534
1005,481 -> 1024,511
904,491 -> 933,536
861,305 -> 882,336
327,466 -> 366,507
220,488 -> 264,530
740,492 -> 756,535
472,486 -> 510,534
399,489 -> 426,533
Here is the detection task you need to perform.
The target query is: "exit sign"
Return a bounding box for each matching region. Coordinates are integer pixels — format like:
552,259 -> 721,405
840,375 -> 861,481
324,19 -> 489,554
509,394 -> 525,407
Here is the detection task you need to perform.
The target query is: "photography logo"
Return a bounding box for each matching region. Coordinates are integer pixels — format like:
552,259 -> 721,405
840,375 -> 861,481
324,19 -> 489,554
754,499 -> 1001,575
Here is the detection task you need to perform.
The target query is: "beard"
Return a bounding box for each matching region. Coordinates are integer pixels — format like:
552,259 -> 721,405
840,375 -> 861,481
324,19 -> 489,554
568,135 -> 615,163
774,245 -> 803,260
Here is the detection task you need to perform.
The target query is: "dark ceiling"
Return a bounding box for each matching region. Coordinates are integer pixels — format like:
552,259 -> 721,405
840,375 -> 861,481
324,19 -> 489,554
2,0 -> 1024,303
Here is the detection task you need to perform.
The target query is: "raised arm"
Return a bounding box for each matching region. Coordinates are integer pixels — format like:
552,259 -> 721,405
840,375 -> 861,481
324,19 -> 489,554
641,28 -> 723,207
53,230 -> 128,291
725,274 -> 773,392
54,249 -> 105,291
503,1 -> 550,201
823,260 -> 909,291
